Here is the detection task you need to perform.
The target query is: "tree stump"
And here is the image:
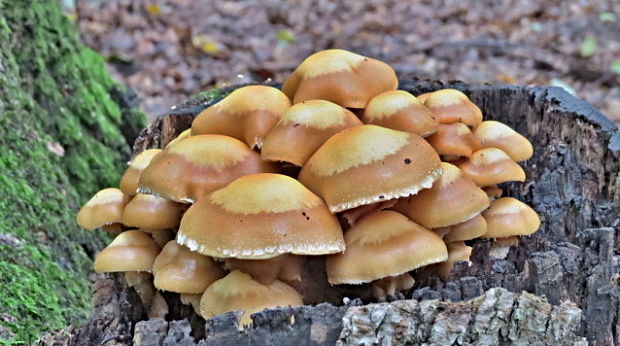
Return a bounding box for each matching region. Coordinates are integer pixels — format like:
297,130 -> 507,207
41,80 -> 620,346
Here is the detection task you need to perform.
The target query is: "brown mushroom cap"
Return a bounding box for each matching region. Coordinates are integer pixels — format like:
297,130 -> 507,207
177,173 -> 344,259
326,210 -> 448,285
138,135 -> 276,203
153,241 -> 225,294
393,162 -> 490,228
423,89 -> 483,127
120,149 -> 162,196
199,270 -> 303,327
122,194 -> 183,229
436,213 -> 487,242
458,148 -> 526,186
282,49 -> 398,108
191,86 -> 291,149
361,90 -> 438,137
474,120 -> 533,162
94,230 -> 160,272
165,129 -> 192,148
298,125 -> 442,213
261,100 -> 362,166
481,197 -> 540,238
76,188 -> 130,230
224,254 -> 305,285
437,241 -> 472,280
426,123 -> 480,158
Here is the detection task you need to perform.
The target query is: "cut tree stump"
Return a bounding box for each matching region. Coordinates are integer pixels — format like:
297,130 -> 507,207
41,80 -> 620,346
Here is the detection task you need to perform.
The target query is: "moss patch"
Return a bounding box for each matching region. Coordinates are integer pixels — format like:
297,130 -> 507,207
0,1 -> 144,344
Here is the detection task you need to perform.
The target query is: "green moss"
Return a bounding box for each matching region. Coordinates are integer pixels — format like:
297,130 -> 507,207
0,1 -> 144,344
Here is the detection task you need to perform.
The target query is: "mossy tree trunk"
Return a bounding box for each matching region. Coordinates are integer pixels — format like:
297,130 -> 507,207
0,1 -> 144,343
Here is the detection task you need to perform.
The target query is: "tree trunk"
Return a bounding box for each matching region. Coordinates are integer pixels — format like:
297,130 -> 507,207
41,81 -> 620,345
0,1 -> 144,343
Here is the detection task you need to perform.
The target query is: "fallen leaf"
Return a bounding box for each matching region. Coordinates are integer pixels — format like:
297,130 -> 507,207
580,35 -> 598,58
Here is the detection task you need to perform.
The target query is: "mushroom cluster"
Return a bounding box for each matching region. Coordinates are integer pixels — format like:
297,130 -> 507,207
77,49 -> 540,327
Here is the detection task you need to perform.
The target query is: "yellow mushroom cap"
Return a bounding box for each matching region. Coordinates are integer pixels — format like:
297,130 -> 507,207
153,241 -> 225,294
120,149 -> 162,196
261,100 -> 362,167
474,120 -> 533,162
282,49 -> 398,108
298,125 -> 442,213
458,148 -> 526,186
326,210 -> 447,284
361,90 -> 438,137
416,92 -> 431,103
424,89 -> 483,127
436,213 -> 487,242
138,135 -> 276,203
199,270 -> 303,327
177,173 -> 344,259
426,123 -> 480,158
76,188 -> 130,230
437,241 -> 472,280
481,197 -> 540,238
165,129 -> 192,148
224,254 -> 305,285
191,86 -> 291,149
94,230 -> 160,272
122,194 -> 183,229
393,162 -> 490,228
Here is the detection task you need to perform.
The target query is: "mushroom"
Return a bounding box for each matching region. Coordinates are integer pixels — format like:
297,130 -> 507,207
437,241 -> 473,280
165,129 -> 192,148
458,148 -> 526,186
152,241 -> 225,295
200,270 -> 303,328
121,193 -> 183,229
482,185 -> 503,201
119,149 -> 162,196
416,92 -> 432,104
76,188 -> 130,232
148,292 -> 169,319
261,99 -> 362,167
282,49 -> 398,108
298,125 -> 442,213
474,120 -> 533,162
361,90 -> 438,137
426,123 -> 481,158
177,173 -> 345,259
142,228 -> 175,248
340,199 -> 399,227
223,254 -> 305,285
326,210 -> 447,300
435,213 -> 487,242
138,135 -> 276,203
191,86 -> 291,149
423,89 -> 483,128
371,273 -> 415,301
392,162 -> 490,229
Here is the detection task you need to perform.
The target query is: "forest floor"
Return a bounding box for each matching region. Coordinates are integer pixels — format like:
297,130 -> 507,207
72,0 -> 619,125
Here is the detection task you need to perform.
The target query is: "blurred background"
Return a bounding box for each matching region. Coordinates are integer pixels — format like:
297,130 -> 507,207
65,0 -> 619,124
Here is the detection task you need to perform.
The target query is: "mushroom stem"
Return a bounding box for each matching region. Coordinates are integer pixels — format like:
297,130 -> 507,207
102,223 -> 124,237
125,272 -> 155,307
148,292 -> 169,319
180,293 -> 202,311
482,185 -> 503,201
224,254 -> 305,285
437,241 -> 472,280
489,236 -> 520,259
370,273 -> 415,301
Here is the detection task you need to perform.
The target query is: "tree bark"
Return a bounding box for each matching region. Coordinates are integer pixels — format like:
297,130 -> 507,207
42,81 -> 620,345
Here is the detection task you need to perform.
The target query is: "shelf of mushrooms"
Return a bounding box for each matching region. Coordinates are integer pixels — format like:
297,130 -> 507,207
76,49 -> 540,328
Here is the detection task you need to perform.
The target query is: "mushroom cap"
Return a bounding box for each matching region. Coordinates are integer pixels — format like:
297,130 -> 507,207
361,90 -> 438,137
437,241 -> 472,280
423,89 -> 483,127
165,129 -> 192,148
416,92 -> 431,104
120,149 -> 162,196
261,100 -> 362,166
282,49 -> 398,108
481,197 -> 540,238
458,148 -> 526,186
224,254 -> 305,285
122,194 -> 183,229
326,210 -> 447,284
436,213 -> 487,242
393,162 -> 490,228
153,241 -> 225,294
426,123 -> 481,158
474,120 -> 533,162
94,230 -> 160,272
191,86 -> 291,149
138,135 -> 276,203
76,188 -> 130,230
298,125 -> 442,213
199,270 -> 303,327
177,173 -> 344,259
